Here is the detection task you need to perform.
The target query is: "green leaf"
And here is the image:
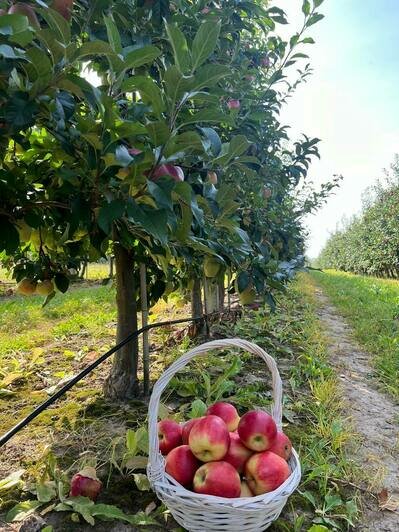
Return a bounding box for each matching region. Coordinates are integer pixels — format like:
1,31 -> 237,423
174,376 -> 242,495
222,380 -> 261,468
136,426 -> 149,454
54,273 -> 70,294
302,0 -> 311,15
0,470 -> 25,493
127,201 -> 169,245
145,121 -> 170,146
123,45 -> 161,70
126,429 -> 137,454
307,526 -> 329,532
301,37 -> 315,44
307,13 -> 325,26
180,108 -> 230,127
121,76 -> 164,117
76,41 -> 123,71
237,271 -> 250,292
103,15 -> 122,54
124,455 -> 148,471
313,0 -> 324,7
98,199 -> 126,234
165,22 -> 191,73
147,180 -> 173,210
189,64 -> 231,92
190,399 -> 207,418
0,44 -> 26,59
36,481 -> 56,503
3,92 -> 38,130
191,20 -> 221,71
38,8 -> 71,44
199,127 -> 222,156
133,473 -> 150,491
6,500 -> 43,522
0,219 -> 20,254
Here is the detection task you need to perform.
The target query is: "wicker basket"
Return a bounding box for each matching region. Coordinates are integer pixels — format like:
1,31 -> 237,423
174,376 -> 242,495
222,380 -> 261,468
147,338 -> 301,532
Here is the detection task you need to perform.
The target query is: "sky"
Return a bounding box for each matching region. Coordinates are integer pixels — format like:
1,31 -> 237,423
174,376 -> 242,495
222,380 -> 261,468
277,0 -> 399,258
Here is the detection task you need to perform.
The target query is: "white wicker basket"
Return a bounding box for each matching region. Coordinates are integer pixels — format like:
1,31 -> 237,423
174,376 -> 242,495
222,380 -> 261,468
147,338 -> 301,532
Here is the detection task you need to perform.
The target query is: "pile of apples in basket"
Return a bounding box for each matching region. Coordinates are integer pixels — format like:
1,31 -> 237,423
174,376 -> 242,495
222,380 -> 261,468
159,401 -> 292,498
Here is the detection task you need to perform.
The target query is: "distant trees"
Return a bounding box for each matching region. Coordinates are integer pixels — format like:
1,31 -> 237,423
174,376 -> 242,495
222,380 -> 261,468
318,156 -> 399,278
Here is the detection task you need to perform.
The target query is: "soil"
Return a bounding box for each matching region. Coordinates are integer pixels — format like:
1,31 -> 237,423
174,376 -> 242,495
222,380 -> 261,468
314,288 -> 399,532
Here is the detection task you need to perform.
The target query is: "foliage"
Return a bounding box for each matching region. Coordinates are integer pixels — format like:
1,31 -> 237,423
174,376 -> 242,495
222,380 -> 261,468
317,156 -> 399,278
311,269 -> 399,400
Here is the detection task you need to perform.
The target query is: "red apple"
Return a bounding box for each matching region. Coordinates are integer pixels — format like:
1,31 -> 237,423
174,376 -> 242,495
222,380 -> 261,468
152,164 -> 184,182
224,432 -> 253,473
240,480 -> 253,497
206,402 -> 240,431
128,147 -> 142,156
227,99 -> 240,110
245,451 -> 290,495
193,461 -> 240,498
70,467 -> 102,500
158,419 -> 182,455
52,0 -> 74,20
237,410 -> 277,452
182,418 -> 202,445
8,3 -> 40,28
165,445 -> 200,487
188,415 -> 229,462
268,432 -> 292,461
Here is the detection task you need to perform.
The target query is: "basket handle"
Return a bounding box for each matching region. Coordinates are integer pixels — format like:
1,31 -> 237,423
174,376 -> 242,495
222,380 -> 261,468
148,338 -> 283,460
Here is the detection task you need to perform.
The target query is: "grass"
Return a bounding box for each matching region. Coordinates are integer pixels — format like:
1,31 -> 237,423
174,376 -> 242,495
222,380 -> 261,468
0,275 -> 360,530
310,269 -> 399,400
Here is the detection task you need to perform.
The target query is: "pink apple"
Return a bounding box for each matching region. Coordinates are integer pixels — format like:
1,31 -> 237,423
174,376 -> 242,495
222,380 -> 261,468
70,467 -> 102,500
152,164 -> 184,182
260,55 -> 270,67
240,480 -> 253,497
268,432 -> 292,461
227,99 -> 240,110
165,445 -> 200,487
158,419 -> 182,455
207,171 -> 218,185
128,147 -> 142,156
237,410 -> 277,452
206,402 -> 240,431
224,432 -> 253,473
193,461 -> 241,498
245,451 -> 290,495
188,415 -> 229,462
182,418 -> 202,445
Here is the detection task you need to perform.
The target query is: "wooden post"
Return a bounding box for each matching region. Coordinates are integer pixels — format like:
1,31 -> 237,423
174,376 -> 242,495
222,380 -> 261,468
227,270 -> 231,310
140,263 -> 150,396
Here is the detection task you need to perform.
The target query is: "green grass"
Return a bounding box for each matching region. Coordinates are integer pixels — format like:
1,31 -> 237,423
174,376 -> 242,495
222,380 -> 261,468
310,270 -> 399,400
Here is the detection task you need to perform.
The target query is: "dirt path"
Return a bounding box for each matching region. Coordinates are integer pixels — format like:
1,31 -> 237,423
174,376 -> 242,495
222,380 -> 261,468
314,288 -> 399,531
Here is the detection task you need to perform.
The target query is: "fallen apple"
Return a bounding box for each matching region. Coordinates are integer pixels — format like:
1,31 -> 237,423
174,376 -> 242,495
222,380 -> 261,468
70,466 -> 102,500
224,432 -> 253,473
188,415 -> 229,462
158,419 -> 182,455
245,450 -> 290,495
193,461 -> 241,498
268,431 -> 292,461
206,402 -> 240,431
165,445 -> 200,487
238,410 -> 277,451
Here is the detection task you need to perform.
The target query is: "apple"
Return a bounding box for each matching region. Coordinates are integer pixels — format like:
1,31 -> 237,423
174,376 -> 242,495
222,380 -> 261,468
237,410 -> 277,452
260,55 -> 270,67
182,418 -> 202,445
188,415 -> 229,462
268,432 -> 292,461
224,432 -> 253,473
201,7 -> 210,14
16,278 -> 37,296
158,419 -> 182,455
245,451 -> 290,495
8,3 -> 40,28
193,461 -> 240,498
206,402 -> 240,431
36,280 -> 55,296
165,445 -> 200,487
227,99 -> 240,110
52,0 -> 74,20
207,171 -> 218,185
152,164 -> 184,182
70,467 -> 102,500
238,286 -> 256,306
203,256 -> 220,278
128,147 -> 142,156
240,480 -> 253,497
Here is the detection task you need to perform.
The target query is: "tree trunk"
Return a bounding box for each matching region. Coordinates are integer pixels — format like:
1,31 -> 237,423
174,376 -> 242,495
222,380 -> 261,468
109,256 -> 114,278
204,277 -> 219,314
218,275 -> 225,312
191,277 -> 203,318
103,244 -> 139,400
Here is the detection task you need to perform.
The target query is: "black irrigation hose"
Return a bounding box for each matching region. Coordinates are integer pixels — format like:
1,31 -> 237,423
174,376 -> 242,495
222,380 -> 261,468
0,314 -> 207,448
